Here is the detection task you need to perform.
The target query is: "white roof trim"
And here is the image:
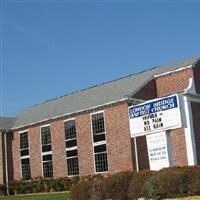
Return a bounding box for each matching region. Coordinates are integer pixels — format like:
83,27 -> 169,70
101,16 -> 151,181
154,65 -> 192,78
12,98 -> 140,130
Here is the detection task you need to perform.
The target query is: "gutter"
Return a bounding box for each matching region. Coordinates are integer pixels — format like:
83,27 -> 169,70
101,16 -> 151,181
11,98 -> 143,131
3,130 -> 9,195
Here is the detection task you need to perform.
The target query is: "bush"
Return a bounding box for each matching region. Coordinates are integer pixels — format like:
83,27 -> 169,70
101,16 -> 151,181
69,175 -> 105,200
105,171 -> 134,200
69,166 -> 200,200
142,166 -> 200,199
0,184 -> 7,195
9,176 -> 74,195
89,178 -> 106,200
5,165 -> 200,198
128,170 -> 155,200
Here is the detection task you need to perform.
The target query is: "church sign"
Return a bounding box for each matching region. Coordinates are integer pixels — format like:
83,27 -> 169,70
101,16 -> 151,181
129,94 -> 182,137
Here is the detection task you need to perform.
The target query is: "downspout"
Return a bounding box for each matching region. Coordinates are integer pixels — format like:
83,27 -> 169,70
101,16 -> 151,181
4,130 -> 9,195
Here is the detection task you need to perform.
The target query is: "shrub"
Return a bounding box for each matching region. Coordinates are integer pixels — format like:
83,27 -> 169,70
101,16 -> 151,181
187,166 -> 200,196
69,177 -> 93,200
9,176 -> 74,195
0,184 -> 7,195
69,175 -> 105,200
128,170 -> 155,200
9,180 -> 33,194
105,171 -> 134,200
142,166 -> 200,199
142,174 -> 161,200
5,165 -> 200,198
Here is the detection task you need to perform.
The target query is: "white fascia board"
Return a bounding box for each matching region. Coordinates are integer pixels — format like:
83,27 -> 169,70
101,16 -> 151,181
154,65 -> 192,78
12,98 -> 140,131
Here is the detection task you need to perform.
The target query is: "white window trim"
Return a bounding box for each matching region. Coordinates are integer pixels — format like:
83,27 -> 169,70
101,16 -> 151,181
66,138 -> 77,142
40,124 -> 53,178
40,125 -> 52,153
64,118 -> 77,141
42,151 -> 52,156
66,156 -> 79,177
90,110 -> 109,174
64,118 -> 76,123
66,155 -> 78,159
20,155 -> 30,159
93,140 -> 106,146
19,130 -> 29,134
19,130 -> 31,180
66,146 -> 77,151
43,160 -> 53,163
64,119 -> 79,177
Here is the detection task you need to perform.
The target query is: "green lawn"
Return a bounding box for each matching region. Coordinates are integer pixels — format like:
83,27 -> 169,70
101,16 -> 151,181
0,192 -> 68,200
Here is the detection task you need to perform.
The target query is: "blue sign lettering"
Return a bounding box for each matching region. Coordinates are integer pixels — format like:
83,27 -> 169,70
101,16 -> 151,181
129,95 -> 178,119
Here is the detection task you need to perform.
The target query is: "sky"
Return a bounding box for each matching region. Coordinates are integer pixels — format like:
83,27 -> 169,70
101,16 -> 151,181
0,0 -> 200,117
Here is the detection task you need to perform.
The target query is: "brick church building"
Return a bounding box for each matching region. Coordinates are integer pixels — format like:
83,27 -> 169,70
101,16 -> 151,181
0,56 -> 200,186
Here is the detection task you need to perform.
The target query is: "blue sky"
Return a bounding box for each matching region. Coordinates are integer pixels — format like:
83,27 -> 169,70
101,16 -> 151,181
1,1 -> 200,117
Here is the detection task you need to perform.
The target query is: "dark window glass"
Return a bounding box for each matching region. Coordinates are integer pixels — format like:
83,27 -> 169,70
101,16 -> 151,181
66,149 -> 77,157
20,149 -> 29,157
43,161 -> 53,178
66,139 -> 77,148
21,158 -> 31,180
41,126 -> 51,145
93,134 -> 105,143
43,154 -> 52,161
94,144 -> 107,153
21,158 -> 30,165
92,113 -> 105,135
64,120 -> 76,140
20,132 -> 29,150
42,144 -> 52,152
95,152 -> 108,172
67,157 -> 79,176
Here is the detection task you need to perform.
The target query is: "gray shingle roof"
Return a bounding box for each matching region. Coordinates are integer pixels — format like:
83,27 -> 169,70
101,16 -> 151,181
0,117 -> 16,131
12,55 -> 200,129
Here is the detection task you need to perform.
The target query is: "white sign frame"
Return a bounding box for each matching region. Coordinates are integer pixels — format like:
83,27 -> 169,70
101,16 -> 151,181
129,94 -> 183,137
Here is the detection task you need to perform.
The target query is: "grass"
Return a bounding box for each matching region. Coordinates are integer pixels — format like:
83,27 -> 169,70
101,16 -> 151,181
0,192 -> 68,200
166,197 -> 200,200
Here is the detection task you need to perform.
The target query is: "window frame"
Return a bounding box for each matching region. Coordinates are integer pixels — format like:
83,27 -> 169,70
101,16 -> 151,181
19,130 -> 31,180
91,112 -> 106,136
90,111 -> 109,174
40,124 -> 53,178
64,118 -> 79,177
64,118 -> 77,140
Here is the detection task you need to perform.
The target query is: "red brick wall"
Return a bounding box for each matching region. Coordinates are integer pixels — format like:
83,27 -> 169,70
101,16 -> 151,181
105,103 -> 134,173
76,113 -> 94,176
155,69 -> 194,167
51,121 -> 66,177
133,79 -> 157,100
9,103 -> 135,180
156,68 -> 193,97
169,129 -> 188,166
191,102 -> 200,164
12,131 -> 21,180
135,136 -> 150,170
29,126 -> 42,178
